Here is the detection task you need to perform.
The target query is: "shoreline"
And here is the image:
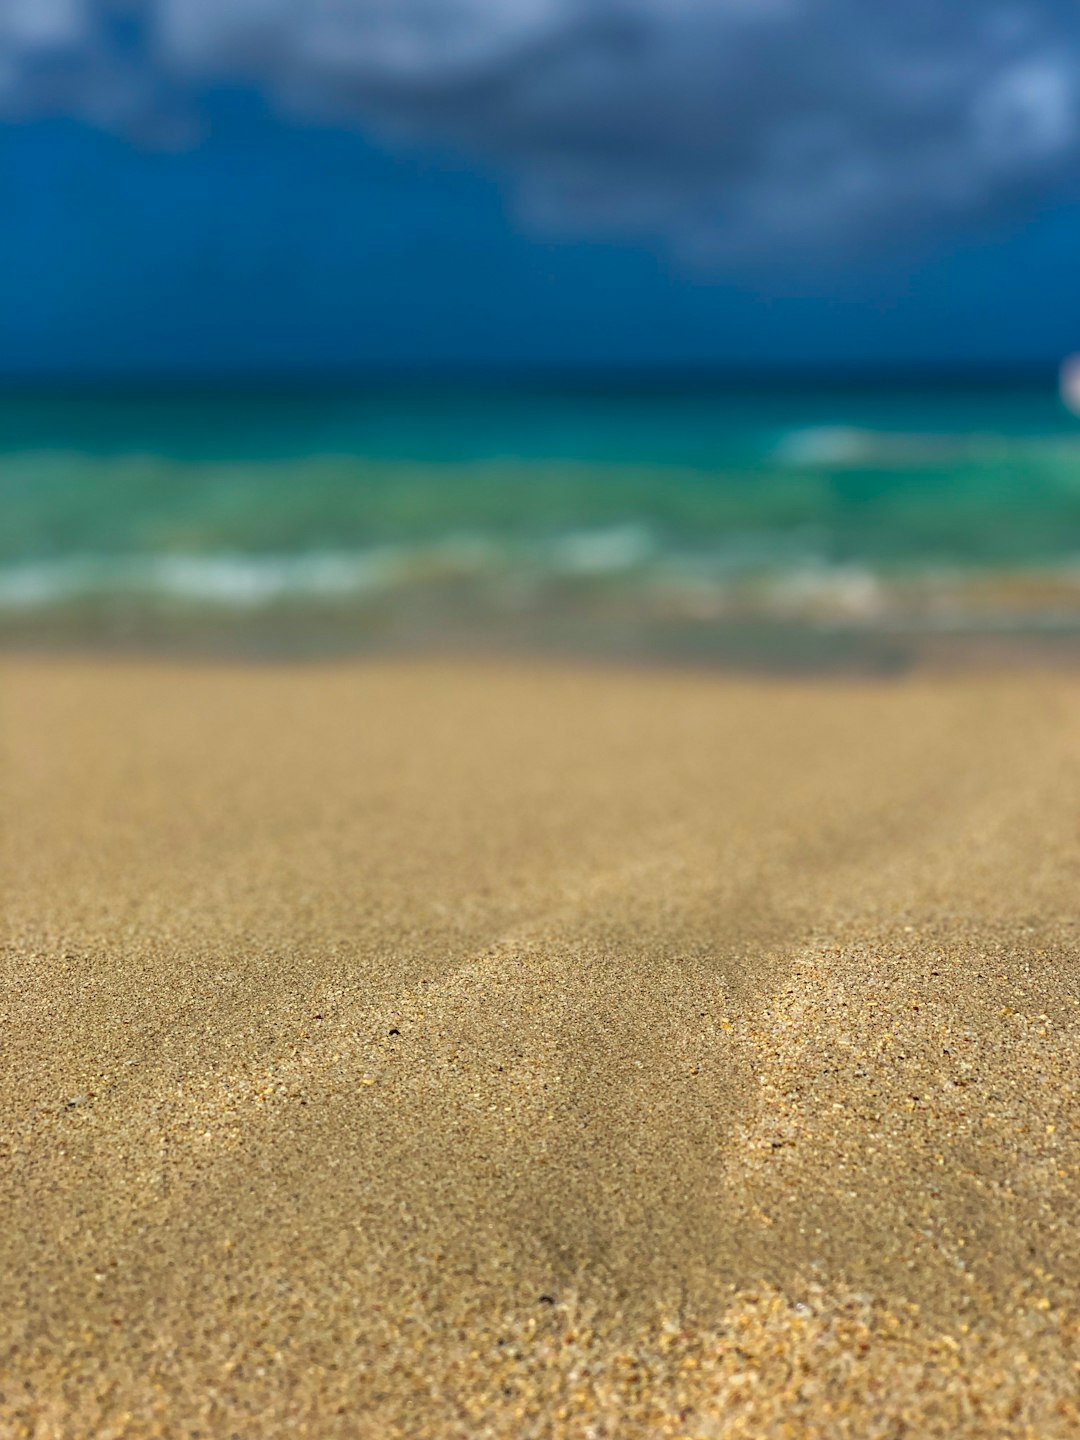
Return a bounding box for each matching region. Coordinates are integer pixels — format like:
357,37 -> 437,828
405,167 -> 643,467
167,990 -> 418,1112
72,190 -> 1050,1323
6,623 -> 1080,677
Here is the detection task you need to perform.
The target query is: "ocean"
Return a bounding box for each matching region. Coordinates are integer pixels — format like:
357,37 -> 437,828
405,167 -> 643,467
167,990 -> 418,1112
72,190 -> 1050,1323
5,378 -> 1080,666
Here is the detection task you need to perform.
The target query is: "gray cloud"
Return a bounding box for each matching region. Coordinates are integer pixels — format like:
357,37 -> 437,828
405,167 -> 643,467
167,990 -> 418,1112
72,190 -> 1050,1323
2,0 -> 1079,257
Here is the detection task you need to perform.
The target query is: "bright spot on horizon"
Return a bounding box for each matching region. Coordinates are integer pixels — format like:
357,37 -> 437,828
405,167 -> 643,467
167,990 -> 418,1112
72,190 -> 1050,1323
1060,354 -> 1080,415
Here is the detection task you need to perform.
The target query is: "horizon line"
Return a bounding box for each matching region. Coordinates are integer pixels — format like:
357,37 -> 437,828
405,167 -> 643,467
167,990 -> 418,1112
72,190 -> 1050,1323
0,361 -> 1068,396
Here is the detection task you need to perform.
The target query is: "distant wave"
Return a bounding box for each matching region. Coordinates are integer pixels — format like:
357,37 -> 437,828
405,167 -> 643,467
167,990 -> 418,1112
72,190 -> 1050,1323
0,553 -> 396,609
769,427 -> 882,466
767,425 -> 1080,467
0,528 -> 658,611
5,534 -> 1080,635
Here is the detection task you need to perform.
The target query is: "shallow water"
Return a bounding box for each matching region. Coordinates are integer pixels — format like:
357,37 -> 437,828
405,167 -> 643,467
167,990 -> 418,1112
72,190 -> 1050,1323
5,380 -> 1080,661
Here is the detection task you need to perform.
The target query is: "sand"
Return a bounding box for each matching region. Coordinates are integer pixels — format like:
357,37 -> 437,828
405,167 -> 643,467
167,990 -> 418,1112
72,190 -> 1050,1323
1,656 -> 1077,1438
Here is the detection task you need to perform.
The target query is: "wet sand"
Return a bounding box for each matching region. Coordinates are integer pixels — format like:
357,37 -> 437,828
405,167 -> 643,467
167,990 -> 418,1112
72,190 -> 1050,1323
2,658 -> 1078,1437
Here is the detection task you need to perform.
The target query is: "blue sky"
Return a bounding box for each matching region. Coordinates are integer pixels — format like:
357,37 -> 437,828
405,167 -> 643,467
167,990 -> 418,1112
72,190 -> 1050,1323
2,2 -> 1080,375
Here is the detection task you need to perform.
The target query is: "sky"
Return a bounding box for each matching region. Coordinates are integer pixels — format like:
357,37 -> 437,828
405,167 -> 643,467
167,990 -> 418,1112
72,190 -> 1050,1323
2,0 -> 1080,376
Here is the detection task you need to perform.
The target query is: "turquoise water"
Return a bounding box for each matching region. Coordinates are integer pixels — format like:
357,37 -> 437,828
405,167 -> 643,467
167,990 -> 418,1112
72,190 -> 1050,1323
4,382 -> 1080,660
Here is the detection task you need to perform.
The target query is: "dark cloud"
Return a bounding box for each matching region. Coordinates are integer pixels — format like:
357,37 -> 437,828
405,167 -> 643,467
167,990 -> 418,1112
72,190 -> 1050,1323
2,0 -> 1079,256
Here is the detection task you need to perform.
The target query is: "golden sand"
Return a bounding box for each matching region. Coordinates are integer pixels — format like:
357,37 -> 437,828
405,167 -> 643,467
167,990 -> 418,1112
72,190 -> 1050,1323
1,658 -> 1077,1437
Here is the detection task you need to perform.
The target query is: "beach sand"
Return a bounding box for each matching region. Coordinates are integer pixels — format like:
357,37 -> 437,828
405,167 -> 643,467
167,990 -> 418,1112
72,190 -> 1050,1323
2,657 -> 1078,1437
